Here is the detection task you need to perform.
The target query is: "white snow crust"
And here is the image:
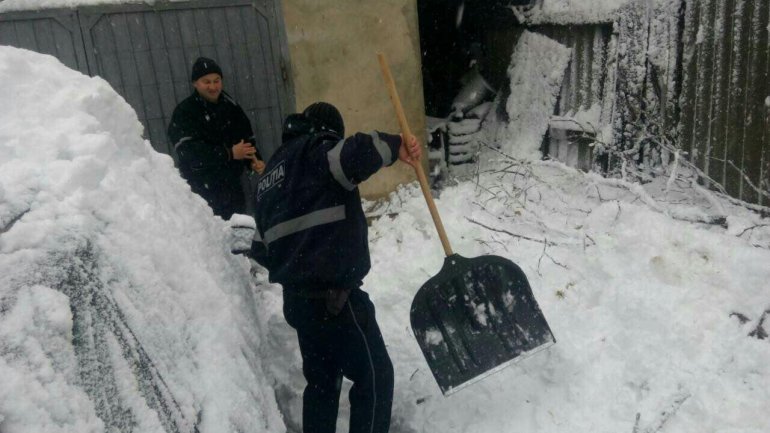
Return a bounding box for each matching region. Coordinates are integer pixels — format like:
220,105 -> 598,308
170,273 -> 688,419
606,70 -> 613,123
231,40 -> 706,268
0,46 -> 284,433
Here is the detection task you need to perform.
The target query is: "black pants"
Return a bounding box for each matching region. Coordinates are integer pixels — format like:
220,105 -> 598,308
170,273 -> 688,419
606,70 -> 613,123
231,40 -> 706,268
283,287 -> 394,433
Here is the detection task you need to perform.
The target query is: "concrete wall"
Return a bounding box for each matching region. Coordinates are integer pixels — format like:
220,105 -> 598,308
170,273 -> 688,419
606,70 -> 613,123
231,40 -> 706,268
281,0 -> 426,199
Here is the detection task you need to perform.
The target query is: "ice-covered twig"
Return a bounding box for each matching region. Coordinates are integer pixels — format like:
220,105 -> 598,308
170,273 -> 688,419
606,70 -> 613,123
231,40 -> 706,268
748,308 -> 769,340
465,217 -> 560,247
537,239 -> 568,276
645,391 -> 691,433
716,192 -> 770,217
588,173 -> 728,227
647,136 -> 727,195
738,223 -> 770,237
664,149 -> 679,194
0,208 -> 29,235
587,173 -> 665,212
725,159 -> 770,201
689,178 -> 726,215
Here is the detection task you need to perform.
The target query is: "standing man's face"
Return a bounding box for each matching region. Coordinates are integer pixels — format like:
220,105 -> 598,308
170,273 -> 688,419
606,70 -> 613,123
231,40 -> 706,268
193,73 -> 223,103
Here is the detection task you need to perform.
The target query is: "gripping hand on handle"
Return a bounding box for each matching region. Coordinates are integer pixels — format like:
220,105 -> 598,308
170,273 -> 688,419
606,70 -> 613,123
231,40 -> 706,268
398,134 -> 421,168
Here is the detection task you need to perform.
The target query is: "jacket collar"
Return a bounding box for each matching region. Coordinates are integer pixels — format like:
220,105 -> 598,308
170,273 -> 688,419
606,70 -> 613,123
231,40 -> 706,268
191,90 -> 230,108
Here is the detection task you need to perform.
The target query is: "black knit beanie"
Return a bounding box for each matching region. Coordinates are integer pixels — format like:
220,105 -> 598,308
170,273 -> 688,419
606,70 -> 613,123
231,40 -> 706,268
303,102 -> 344,137
191,57 -> 223,82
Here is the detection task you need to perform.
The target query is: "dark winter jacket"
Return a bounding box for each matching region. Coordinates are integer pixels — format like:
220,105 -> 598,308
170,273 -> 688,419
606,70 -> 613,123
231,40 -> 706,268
252,119 -> 402,293
167,91 -> 261,219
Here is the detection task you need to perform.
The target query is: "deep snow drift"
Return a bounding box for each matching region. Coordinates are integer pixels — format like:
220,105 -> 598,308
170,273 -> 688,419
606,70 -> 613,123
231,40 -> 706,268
358,162 -> 770,433
0,46 -> 283,433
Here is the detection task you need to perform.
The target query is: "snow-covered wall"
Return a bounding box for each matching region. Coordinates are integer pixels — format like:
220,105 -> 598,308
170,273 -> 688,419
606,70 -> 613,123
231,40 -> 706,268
0,46 -> 284,433
501,30 -> 572,160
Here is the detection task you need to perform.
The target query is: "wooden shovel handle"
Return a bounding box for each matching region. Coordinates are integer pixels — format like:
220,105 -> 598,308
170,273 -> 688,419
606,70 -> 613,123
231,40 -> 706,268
377,53 -> 453,257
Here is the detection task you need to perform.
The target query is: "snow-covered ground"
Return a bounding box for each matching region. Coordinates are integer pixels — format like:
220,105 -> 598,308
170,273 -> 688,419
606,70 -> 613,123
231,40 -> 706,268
2,41 -> 770,433
360,163 -> 770,433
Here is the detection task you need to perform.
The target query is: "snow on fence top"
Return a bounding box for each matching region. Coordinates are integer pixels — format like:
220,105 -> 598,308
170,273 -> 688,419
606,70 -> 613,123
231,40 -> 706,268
512,0 -> 631,25
0,0 -> 187,13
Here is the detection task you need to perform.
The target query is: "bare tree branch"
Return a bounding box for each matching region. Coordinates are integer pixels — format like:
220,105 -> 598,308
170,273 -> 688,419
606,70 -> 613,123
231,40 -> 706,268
537,239 -> 568,276
645,392 -> 691,433
465,217 -> 560,246
1,209 -> 30,236
738,224 -> 770,237
725,159 -> 770,201
748,309 -> 769,340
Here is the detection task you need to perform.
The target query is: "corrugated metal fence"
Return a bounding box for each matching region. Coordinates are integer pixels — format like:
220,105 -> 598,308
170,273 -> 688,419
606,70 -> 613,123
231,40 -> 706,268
679,0 -> 769,205
0,0 -> 293,161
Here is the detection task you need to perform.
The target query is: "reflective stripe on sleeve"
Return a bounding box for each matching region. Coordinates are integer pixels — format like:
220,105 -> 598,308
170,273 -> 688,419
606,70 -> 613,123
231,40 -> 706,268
263,205 -> 346,244
174,136 -> 193,150
370,131 -> 396,166
327,139 -> 356,191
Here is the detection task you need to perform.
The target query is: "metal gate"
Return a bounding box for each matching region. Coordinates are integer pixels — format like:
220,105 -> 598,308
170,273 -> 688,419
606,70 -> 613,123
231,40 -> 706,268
0,0 -> 293,161
0,9 -> 89,74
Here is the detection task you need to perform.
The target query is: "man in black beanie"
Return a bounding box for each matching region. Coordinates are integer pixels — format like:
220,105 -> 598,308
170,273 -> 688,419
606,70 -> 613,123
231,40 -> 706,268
252,102 -> 421,433
168,56 -> 265,219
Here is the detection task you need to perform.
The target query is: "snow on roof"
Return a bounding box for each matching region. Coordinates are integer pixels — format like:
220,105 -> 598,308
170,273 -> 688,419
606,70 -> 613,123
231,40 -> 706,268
512,0 -> 631,25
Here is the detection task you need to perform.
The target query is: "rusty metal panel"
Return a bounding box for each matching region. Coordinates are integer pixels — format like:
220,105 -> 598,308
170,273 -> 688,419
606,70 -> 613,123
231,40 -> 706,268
680,0 -> 770,205
0,9 -> 89,75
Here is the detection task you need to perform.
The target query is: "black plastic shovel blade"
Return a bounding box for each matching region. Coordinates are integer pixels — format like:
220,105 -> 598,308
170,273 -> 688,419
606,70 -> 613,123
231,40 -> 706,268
410,254 -> 555,395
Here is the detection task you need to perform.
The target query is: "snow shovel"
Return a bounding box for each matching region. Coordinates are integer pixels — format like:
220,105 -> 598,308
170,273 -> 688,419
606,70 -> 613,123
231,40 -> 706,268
378,53 -> 556,396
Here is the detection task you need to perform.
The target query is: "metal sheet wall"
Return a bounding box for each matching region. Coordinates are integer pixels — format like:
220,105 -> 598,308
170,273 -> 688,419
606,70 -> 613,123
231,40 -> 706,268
680,0 -> 770,205
0,0 -> 293,162
0,10 -> 89,75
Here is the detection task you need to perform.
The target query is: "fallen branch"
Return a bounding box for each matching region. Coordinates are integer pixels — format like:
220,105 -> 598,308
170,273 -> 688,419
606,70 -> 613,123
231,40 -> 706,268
465,217 -> 560,247
748,308 -> 769,340
1,209 -> 29,235
588,173 -> 728,227
725,160 -> 770,201
537,239 -> 568,276
646,392 -> 691,433
738,224 -> 770,237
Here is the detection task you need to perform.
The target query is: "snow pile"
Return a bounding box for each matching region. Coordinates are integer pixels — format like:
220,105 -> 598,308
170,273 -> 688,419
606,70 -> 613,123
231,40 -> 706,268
0,46 -> 283,433
359,160 -> 770,432
266,159 -> 770,432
